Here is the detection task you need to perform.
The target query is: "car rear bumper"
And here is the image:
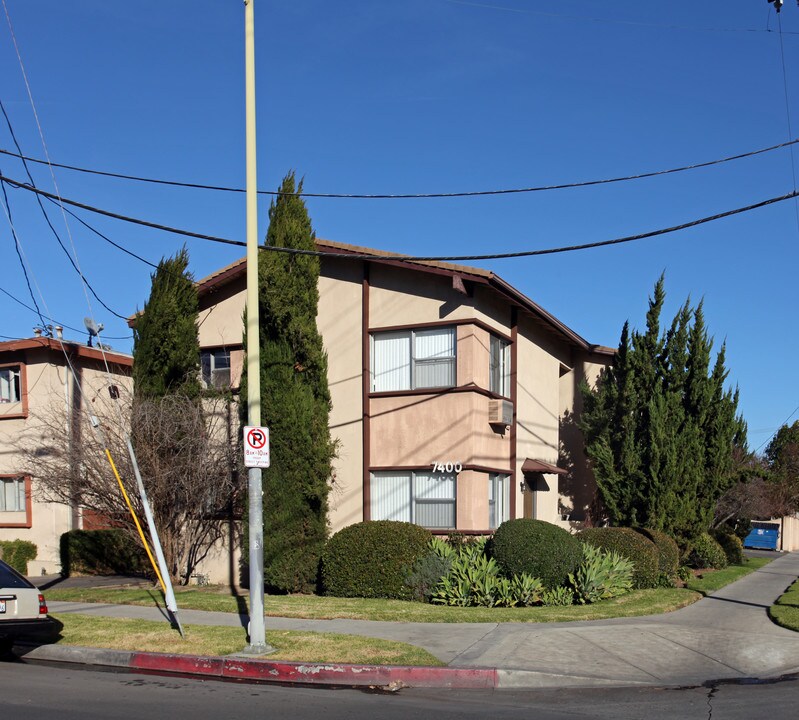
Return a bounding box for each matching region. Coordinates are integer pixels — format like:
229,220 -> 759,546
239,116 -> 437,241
0,616 -> 61,643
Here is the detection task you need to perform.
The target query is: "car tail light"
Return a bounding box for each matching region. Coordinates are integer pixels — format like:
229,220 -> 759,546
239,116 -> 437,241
38,594 -> 48,615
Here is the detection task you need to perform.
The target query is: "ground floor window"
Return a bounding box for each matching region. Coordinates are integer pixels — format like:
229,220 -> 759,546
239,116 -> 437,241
0,476 -> 25,512
371,470 -> 456,529
489,473 -> 510,530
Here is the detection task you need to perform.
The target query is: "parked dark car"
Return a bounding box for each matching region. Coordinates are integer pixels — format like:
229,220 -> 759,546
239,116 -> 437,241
0,558 -> 60,653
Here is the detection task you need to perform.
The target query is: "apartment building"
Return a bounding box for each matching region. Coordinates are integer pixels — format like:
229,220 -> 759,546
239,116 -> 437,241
196,239 -> 613,537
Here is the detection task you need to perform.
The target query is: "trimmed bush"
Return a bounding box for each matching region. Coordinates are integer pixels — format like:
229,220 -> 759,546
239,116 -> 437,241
59,530 -> 148,577
637,528 -> 680,578
321,521 -> 432,599
688,532 -> 729,570
578,527 -> 659,589
0,540 -> 37,575
488,519 -> 582,590
711,529 -> 745,565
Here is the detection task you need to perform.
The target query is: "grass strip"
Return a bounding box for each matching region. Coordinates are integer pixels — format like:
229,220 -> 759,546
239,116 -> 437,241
46,585 -> 700,623
50,613 -> 444,666
684,556 -> 772,596
768,578 -> 799,632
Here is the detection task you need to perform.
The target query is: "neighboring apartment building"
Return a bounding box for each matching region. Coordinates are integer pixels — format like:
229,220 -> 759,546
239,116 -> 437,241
0,333 -> 132,574
196,239 -> 613,539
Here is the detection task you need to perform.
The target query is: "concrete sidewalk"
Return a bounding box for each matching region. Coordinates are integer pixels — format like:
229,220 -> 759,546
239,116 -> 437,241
29,552 -> 799,689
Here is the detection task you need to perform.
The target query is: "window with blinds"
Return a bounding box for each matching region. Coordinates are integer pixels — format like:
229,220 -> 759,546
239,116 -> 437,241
489,473 -> 510,530
370,327 -> 455,392
0,477 -> 25,513
371,470 -> 456,529
0,366 -> 21,404
489,336 -> 511,398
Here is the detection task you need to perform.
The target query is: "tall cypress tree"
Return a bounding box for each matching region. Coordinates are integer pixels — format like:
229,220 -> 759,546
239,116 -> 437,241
132,247 -> 200,399
244,171 -> 334,593
580,279 -> 745,547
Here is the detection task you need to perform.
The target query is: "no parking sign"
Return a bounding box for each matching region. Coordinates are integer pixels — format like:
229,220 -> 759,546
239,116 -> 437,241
243,425 -> 270,468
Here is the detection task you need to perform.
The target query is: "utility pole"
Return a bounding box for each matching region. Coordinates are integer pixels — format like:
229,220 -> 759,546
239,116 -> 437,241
243,0 -> 272,655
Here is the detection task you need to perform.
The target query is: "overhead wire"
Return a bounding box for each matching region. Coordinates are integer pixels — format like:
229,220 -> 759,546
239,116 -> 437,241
0,169 -> 797,262
0,285 -> 132,340
0,99 -> 128,320
0,178 -> 47,328
2,0 -> 167,600
0,138 -> 796,199
441,0 -> 799,35
776,13 -> 799,234
754,402 -> 799,453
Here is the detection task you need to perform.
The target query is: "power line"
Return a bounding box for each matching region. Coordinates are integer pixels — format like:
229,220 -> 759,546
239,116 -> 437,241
1,168 -> 797,262
0,284 -> 132,340
0,138 -> 797,199
443,0 -> 799,34
755,402 -> 799,453
0,178 -> 47,327
0,98 -> 128,320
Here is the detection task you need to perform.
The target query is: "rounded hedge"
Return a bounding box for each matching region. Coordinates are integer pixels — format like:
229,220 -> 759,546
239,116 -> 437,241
321,521 -> 432,599
711,529 -> 745,565
637,528 -> 680,578
488,519 -> 582,589
578,528 -> 659,589
689,532 -> 729,570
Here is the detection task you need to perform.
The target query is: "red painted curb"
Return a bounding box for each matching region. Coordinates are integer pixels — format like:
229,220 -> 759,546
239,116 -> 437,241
129,651 -> 496,689
131,652 -> 224,677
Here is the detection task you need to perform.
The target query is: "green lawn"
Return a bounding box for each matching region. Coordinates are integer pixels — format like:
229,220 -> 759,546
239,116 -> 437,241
51,613 -> 443,665
684,556 -> 772,596
769,578 -> 799,632
47,583 -> 700,623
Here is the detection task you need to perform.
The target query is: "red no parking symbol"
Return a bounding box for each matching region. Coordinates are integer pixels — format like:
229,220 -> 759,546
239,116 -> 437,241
247,428 -> 266,449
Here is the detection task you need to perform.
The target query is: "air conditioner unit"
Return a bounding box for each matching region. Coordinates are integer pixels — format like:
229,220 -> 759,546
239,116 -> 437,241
488,399 -> 513,427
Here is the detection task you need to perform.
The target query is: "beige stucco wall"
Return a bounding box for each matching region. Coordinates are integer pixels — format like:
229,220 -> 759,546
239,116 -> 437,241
318,258 -> 364,533
370,392 -> 511,471
197,276 -> 246,349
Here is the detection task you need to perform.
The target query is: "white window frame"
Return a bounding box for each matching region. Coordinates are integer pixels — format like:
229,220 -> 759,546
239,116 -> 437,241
489,335 -> 511,398
370,327 -> 456,392
0,365 -> 21,404
371,470 -> 457,529
201,349 -> 231,389
0,476 -> 26,513
489,473 -> 510,530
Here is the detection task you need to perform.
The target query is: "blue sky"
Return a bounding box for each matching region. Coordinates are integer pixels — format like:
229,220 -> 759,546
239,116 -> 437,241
0,1 -> 797,450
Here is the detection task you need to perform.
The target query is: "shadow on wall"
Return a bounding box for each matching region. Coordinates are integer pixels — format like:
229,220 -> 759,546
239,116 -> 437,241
558,360 -> 606,524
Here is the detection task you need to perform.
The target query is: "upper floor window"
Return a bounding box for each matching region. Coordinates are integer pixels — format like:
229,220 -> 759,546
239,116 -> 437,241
0,366 -> 20,404
201,349 -> 231,389
489,336 -> 510,397
371,327 -> 456,392
0,476 -> 25,513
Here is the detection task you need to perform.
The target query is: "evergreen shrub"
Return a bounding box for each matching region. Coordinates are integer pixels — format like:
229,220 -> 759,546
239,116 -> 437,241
321,521 -> 432,599
488,519 -> 582,589
59,530 -> 148,577
688,532 -> 729,570
578,527 -> 659,588
0,540 -> 37,575
637,528 -> 680,578
711,529 -> 745,565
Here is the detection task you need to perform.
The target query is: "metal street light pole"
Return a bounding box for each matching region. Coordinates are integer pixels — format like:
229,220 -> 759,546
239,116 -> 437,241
243,0 -> 271,655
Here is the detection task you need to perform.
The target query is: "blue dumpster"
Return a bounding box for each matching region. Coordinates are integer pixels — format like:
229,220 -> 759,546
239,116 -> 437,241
743,522 -> 780,550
